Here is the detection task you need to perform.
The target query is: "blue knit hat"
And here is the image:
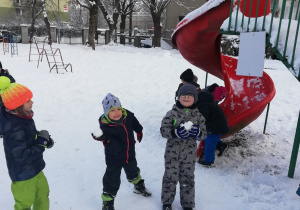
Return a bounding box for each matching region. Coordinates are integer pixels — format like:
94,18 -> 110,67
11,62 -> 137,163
178,83 -> 198,103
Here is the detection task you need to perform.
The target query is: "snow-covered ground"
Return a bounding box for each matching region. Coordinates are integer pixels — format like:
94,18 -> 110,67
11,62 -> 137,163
0,43 -> 300,210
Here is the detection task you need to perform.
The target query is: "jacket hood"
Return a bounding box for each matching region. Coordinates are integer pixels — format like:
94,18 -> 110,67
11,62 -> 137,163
198,91 -> 214,103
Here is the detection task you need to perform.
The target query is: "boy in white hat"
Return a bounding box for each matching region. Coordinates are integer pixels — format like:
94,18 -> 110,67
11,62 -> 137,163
93,93 -> 151,210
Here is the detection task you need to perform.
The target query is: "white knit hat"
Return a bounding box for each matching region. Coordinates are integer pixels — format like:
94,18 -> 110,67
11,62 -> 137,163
102,93 -> 122,116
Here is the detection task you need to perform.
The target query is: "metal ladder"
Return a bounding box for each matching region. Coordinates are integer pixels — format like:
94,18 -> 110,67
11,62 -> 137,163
29,36 -> 72,73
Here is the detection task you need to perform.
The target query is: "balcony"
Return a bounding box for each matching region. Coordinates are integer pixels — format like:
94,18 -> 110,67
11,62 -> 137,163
13,0 -> 29,8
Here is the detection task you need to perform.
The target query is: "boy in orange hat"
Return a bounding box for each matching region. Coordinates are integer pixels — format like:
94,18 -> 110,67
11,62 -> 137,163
0,76 -> 54,210
0,61 -> 15,107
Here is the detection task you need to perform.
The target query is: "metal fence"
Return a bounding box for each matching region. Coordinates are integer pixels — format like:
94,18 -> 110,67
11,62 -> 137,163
220,0 -> 300,80
59,29 -> 84,45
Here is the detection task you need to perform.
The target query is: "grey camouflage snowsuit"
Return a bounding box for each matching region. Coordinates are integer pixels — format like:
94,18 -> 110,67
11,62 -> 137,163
160,103 -> 207,208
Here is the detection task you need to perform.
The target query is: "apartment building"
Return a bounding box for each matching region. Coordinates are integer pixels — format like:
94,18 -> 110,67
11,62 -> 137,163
0,0 -> 69,22
165,0 -> 206,40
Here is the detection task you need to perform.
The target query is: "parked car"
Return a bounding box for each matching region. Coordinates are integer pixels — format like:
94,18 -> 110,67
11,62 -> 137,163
0,31 -> 21,43
123,29 -> 152,38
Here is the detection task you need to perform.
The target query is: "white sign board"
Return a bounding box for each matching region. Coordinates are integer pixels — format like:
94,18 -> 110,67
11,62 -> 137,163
236,31 -> 265,77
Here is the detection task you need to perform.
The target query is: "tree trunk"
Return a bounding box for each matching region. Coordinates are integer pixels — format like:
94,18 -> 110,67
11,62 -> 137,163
120,14 -> 126,34
120,14 -> 126,44
108,25 -> 115,44
29,0 -> 37,43
152,13 -> 162,47
98,1 -> 116,44
129,11 -> 132,44
41,0 -> 51,44
142,0 -> 171,48
43,17 -> 52,44
112,0 -> 121,43
88,4 -> 98,50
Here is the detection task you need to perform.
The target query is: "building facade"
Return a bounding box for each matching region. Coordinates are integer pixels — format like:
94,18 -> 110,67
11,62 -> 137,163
165,0 -> 206,40
0,0 -> 69,22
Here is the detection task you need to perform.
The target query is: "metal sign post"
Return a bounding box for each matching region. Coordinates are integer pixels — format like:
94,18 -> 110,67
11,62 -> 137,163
288,111 -> 300,178
58,0 -> 60,44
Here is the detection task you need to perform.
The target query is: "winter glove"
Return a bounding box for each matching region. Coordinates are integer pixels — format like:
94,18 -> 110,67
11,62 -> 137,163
172,126 -> 189,140
36,130 -> 53,148
47,136 -> 54,148
91,133 -> 110,146
189,124 -> 201,138
137,131 -> 143,143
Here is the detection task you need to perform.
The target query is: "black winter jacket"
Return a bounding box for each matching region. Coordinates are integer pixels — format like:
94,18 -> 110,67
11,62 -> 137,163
0,107 -> 45,182
99,109 -> 143,166
197,91 -> 229,135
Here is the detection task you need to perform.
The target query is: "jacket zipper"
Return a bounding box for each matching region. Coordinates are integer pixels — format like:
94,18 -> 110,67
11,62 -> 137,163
108,118 -> 130,163
121,124 -> 130,163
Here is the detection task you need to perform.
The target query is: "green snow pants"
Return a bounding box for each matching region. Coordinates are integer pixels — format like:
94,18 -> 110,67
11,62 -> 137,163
11,171 -> 49,210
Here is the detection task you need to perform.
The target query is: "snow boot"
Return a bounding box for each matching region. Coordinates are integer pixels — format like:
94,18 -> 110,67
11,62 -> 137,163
296,185 -> 300,196
217,142 -> 228,157
162,204 -> 172,210
198,160 -> 214,167
183,208 -> 193,210
102,200 -> 114,210
133,179 -> 152,197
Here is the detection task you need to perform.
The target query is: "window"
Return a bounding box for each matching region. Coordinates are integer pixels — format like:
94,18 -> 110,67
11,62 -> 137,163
16,9 -> 21,15
16,9 -> 24,16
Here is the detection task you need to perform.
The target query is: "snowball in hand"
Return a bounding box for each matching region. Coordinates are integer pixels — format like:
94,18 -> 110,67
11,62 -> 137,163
92,129 -> 103,138
180,121 -> 193,131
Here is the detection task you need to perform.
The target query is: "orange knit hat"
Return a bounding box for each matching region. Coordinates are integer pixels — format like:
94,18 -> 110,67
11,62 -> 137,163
0,76 -> 33,110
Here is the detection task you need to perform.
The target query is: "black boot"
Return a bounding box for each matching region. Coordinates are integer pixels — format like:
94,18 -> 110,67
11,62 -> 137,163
134,179 -> 152,197
102,200 -> 114,210
217,143 -> 228,157
198,160 -> 214,167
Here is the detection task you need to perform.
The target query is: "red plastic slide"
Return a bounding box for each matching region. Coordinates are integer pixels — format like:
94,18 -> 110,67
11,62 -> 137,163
172,0 -> 276,137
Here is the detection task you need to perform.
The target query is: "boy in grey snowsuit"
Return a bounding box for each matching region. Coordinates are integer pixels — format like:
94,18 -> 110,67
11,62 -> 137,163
160,84 -> 207,210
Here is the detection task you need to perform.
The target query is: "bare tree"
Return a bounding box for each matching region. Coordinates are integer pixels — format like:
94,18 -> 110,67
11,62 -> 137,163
69,1 -> 87,27
142,0 -> 171,47
41,0 -> 52,44
29,0 -> 43,42
119,0 -> 140,35
28,0 -> 56,44
76,0 -> 99,50
98,0 -> 121,43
